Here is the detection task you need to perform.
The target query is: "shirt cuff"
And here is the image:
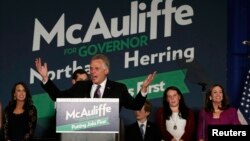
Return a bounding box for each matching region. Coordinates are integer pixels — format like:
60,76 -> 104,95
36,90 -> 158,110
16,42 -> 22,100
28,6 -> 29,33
42,79 -> 48,84
141,91 -> 147,97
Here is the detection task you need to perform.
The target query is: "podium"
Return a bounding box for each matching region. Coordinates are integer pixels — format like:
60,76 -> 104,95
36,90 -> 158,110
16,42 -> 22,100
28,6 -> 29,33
56,98 -> 120,141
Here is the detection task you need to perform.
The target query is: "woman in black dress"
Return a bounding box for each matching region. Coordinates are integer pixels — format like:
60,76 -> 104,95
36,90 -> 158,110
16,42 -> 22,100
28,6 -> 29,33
3,82 -> 37,141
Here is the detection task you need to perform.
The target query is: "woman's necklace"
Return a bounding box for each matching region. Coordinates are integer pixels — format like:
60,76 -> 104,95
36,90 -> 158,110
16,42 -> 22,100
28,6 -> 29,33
170,113 -> 178,130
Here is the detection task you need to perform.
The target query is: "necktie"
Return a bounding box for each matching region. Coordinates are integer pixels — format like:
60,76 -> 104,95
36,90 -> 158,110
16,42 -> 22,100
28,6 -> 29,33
140,124 -> 145,140
94,85 -> 101,98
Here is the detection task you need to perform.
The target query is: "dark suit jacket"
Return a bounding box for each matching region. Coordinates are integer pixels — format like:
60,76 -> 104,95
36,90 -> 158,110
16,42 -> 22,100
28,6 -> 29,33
41,79 -> 146,111
124,121 -> 162,141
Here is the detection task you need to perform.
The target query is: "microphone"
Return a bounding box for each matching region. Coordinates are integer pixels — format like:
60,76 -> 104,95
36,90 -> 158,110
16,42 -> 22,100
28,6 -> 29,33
242,40 -> 250,46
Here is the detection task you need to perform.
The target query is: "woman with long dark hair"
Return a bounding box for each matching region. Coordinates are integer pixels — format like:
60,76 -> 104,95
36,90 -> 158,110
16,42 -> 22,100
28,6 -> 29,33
197,84 -> 240,141
156,86 -> 195,141
3,82 -> 37,141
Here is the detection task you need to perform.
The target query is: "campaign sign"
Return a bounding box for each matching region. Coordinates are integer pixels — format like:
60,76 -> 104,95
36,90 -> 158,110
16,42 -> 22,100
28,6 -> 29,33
56,98 -> 119,133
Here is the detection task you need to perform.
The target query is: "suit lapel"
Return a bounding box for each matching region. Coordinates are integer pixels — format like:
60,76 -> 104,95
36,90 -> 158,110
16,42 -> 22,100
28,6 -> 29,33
102,80 -> 112,98
135,122 -> 146,141
85,81 -> 93,98
144,122 -> 151,140
134,123 -> 143,141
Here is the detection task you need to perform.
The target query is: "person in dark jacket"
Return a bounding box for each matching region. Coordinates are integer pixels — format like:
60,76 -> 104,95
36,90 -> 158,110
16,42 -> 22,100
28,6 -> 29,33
35,54 -> 156,111
125,100 -> 162,141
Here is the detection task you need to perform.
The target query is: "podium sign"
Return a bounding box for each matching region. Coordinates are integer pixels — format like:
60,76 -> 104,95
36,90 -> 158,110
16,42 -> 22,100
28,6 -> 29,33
56,98 -> 119,133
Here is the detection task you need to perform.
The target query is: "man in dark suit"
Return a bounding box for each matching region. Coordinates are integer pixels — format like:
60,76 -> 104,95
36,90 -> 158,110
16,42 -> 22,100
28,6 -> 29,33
125,100 -> 162,141
35,54 -> 156,141
35,54 -> 156,111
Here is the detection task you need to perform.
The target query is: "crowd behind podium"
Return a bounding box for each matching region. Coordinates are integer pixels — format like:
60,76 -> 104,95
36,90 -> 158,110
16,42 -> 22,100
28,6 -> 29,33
0,54 -> 243,141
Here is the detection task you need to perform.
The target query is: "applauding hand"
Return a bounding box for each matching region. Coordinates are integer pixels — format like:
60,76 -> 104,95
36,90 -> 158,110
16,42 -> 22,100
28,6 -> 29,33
141,71 -> 157,93
35,58 -> 49,82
